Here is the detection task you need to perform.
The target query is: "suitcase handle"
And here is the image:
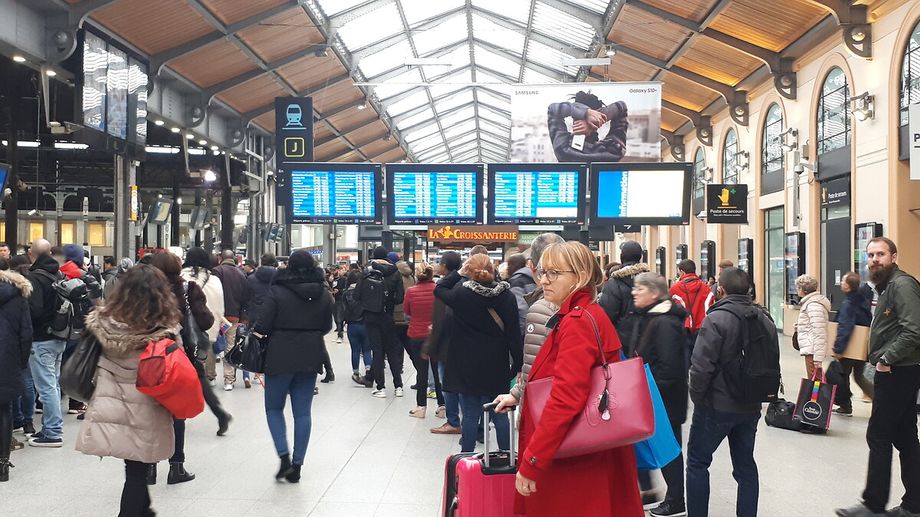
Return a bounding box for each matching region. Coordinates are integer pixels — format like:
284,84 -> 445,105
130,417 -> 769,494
481,402 -> 516,469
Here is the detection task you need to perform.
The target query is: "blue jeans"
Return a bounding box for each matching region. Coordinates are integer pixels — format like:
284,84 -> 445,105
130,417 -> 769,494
686,406 -> 760,517
347,323 -> 372,372
12,366 -> 35,427
439,362 -> 461,428
264,372 -> 317,465
29,339 -> 66,439
458,393 -> 509,453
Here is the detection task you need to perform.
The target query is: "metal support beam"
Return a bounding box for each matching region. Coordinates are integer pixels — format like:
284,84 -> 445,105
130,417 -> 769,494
660,130 -> 685,161
806,0 -> 871,59
662,100 -> 713,147
575,0 -> 625,82
240,73 -> 353,120
202,45 -> 333,100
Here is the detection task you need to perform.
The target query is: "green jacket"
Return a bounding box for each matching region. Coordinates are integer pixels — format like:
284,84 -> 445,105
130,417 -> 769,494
869,267 -> 920,366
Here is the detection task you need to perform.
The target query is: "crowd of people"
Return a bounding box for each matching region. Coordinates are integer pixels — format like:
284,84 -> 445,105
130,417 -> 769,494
0,234 -> 918,517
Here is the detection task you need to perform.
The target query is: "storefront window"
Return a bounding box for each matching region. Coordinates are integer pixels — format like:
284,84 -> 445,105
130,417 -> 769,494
87,222 -> 107,247
817,67 -> 850,155
60,222 -> 76,246
722,128 -> 738,184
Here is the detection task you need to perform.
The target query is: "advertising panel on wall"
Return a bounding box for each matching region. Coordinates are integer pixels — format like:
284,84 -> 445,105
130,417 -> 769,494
510,82 -> 662,163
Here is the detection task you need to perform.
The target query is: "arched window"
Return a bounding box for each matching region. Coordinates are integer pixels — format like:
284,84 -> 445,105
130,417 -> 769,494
762,104 -> 784,194
900,21 -> 920,126
722,128 -> 738,184
817,67 -> 851,155
693,147 -> 706,201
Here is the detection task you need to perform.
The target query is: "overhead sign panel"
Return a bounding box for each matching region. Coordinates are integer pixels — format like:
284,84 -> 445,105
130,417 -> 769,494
275,97 -> 314,189
706,184 -> 749,224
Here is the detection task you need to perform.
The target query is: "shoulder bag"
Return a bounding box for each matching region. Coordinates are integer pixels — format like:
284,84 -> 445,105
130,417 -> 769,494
525,309 -> 654,459
181,282 -> 210,363
60,332 -> 102,402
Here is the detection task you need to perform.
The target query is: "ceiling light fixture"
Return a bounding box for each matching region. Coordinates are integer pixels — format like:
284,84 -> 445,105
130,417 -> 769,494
45,69 -> 57,77
198,139 -> 208,146
605,45 -> 616,57
358,102 -> 368,110
154,119 -> 165,126
171,127 -> 181,133
851,92 -> 875,121
186,133 -> 194,140
203,170 -> 217,182
12,55 -> 26,63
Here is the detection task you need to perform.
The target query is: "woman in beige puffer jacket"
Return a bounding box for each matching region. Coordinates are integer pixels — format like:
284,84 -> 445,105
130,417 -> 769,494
76,264 -> 183,517
795,274 -> 831,380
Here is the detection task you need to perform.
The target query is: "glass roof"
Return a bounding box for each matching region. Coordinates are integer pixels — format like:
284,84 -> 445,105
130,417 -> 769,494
319,0 -> 607,162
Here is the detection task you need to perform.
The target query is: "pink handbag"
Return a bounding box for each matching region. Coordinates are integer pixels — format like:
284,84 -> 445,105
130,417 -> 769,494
525,310 -> 654,459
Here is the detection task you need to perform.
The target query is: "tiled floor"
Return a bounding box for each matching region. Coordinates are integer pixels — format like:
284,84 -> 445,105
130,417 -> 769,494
1,333 -> 909,516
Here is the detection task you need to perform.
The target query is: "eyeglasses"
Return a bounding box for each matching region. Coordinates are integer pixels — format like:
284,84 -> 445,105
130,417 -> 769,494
537,268 -> 575,282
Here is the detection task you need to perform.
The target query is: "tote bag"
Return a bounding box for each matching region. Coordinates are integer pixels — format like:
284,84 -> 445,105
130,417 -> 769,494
60,332 -> 102,402
635,363 -> 681,470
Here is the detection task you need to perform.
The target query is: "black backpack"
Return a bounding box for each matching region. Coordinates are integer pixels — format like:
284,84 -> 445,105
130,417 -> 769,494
359,269 -> 388,314
343,287 -> 364,322
710,303 -> 781,404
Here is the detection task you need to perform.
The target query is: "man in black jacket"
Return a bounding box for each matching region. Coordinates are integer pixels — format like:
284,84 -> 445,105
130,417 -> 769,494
355,246 -> 405,397
427,251 -> 463,434
246,253 -> 278,326
599,240 -> 649,350
214,250 -> 251,391
687,268 -> 775,517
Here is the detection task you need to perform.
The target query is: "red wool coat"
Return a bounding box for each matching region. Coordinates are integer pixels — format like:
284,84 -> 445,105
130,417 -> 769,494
516,289 -> 643,517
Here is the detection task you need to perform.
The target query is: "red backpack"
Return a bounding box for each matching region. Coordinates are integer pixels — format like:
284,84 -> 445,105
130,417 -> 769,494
136,338 -> 204,419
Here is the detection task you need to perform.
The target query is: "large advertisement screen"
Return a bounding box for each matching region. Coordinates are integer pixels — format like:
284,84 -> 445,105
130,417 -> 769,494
510,83 -> 661,163
82,32 -> 107,132
488,163 -> 586,225
289,164 -> 382,224
590,162 -> 692,225
387,164 -> 484,225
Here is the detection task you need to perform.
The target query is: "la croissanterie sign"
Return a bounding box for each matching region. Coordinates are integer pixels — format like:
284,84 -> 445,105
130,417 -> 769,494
427,225 -> 519,243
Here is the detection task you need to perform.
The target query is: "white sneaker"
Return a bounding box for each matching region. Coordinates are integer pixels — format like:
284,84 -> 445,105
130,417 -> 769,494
371,389 -> 386,398
209,379 -> 217,387
395,387 -> 404,398
224,384 -> 234,391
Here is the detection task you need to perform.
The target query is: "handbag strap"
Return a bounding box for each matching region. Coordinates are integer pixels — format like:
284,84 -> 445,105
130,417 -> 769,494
578,309 -> 610,368
487,308 -> 504,332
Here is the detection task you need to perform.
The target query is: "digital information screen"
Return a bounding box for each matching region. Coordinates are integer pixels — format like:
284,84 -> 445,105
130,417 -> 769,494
82,32 -> 107,132
596,169 -> 686,219
491,166 -> 583,224
290,169 -> 380,224
389,168 -> 481,224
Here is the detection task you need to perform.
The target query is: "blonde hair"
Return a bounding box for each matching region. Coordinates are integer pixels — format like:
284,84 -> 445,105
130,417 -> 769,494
460,254 -> 495,284
540,241 -> 604,295
415,262 -> 434,282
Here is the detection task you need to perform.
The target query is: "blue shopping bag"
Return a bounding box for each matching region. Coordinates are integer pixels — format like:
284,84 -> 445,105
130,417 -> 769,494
634,364 -> 681,470
213,333 -> 228,355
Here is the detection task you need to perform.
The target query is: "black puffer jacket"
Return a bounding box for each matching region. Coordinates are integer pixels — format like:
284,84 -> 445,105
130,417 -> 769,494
0,270 -> 33,403
434,271 -> 523,396
599,262 -> 650,347
255,267 -> 333,375
246,265 -> 277,324
28,253 -> 62,341
630,300 -> 689,426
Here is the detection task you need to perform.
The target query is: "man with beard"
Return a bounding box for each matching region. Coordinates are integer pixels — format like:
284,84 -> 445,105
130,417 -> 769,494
837,237 -> 920,517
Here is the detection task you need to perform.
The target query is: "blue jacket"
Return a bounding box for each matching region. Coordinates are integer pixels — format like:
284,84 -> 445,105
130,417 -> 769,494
833,289 -> 872,354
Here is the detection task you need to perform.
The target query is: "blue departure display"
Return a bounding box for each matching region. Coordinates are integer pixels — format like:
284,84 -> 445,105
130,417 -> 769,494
492,170 -> 580,224
390,170 -> 479,224
290,169 -> 378,223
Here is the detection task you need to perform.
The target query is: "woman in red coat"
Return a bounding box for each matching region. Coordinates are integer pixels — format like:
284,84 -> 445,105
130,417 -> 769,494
402,262 -> 445,418
496,241 -> 644,517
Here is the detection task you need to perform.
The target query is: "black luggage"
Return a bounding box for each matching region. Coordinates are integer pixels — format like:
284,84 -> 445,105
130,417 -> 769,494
765,399 -> 804,431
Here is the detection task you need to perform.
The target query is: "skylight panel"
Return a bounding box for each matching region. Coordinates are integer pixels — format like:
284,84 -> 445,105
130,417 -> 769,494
523,67 -> 560,84
471,0 -> 531,24
439,106 -> 476,127
386,90 -> 430,116
475,68 -> 514,87
454,150 -> 478,162
358,40 -> 413,78
412,131 -> 445,150
416,145 -> 448,161
480,132 -> 506,147
471,14 -> 526,55
443,120 -> 477,139
412,14 -> 467,55
526,40 -> 574,75
477,89 -> 511,109
337,3 -> 403,49
474,45 -> 521,77
532,2 -> 598,50
478,106 -> 510,125
435,90 -> 475,113
480,119 -> 509,135
372,69 -> 422,100
396,107 -> 435,130
318,0 -> 368,17
404,123 -> 440,142
402,0 -> 465,24
563,0 -> 609,14
428,67 -> 473,97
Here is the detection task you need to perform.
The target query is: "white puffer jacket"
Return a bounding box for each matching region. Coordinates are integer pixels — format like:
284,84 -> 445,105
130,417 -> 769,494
796,291 -> 831,364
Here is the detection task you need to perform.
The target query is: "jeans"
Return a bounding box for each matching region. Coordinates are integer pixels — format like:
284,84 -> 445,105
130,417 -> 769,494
408,339 -> 445,407
439,362 -> 461,428
347,323 -> 372,372
686,406 -> 760,517
119,460 -> 153,517
264,372 -> 317,465
12,366 -> 35,427
29,339 -> 66,439
862,364 -> 920,513
458,393 -> 509,453
835,358 -> 874,409
365,312 -> 402,390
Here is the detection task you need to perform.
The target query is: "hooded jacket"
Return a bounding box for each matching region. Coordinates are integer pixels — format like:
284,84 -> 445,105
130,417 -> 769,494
833,288 -> 872,354
355,259 -> 405,315
630,299 -> 689,425
28,253 -> 63,341
181,267 -> 225,343
392,261 -> 416,325
434,271 -> 523,396
598,262 -> 650,344
76,311 -> 178,463
0,270 -> 33,404
213,259 -> 249,320
669,273 -> 714,332
254,266 -> 333,375
508,267 -> 538,333
245,265 -> 277,325
869,266 -> 920,366
796,291 -> 831,364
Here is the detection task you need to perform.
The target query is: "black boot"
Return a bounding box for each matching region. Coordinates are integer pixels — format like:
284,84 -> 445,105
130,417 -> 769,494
321,370 -> 335,383
285,464 -> 302,483
217,413 -> 232,437
146,464 -> 157,485
276,454 -> 293,480
167,463 -> 195,484
0,460 -> 12,482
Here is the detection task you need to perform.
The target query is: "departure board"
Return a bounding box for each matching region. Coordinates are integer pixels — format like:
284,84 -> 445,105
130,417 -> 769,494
289,166 -> 382,224
489,164 -> 585,224
387,165 -> 483,224
590,162 -> 692,225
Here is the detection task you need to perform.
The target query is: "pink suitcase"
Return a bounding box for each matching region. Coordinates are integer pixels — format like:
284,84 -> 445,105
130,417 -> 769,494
442,402 -> 524,517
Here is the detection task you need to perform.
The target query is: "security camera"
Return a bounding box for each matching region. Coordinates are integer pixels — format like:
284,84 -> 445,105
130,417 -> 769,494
793,162 -> 815,175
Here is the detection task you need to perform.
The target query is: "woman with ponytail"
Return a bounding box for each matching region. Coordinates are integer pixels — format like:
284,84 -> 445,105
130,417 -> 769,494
402,262 -> 443,418
434,254 -> 523,453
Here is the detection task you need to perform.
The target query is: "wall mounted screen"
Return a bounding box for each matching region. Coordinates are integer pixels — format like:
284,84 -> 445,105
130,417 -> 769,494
590,162 -> 692,225
488,163 -> 586,224
387,164 -> 484,225
288,164 -> 382,224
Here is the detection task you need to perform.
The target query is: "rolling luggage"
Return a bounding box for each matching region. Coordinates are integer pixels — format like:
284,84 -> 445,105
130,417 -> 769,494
441,402 -> 523,517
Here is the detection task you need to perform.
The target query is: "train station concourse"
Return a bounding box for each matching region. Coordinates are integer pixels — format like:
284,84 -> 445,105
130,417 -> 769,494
0,0 -> 919,516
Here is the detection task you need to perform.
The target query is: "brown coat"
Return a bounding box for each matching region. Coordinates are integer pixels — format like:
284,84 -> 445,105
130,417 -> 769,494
75,311 -> 179,463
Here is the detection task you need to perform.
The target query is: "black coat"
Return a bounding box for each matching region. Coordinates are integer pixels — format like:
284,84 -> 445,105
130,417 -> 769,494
599,262 -> 650,347
254,267 -> 333,375
630,300 -> 689,426
246,266 -> 277,324
0,271 -> 34,403
434,271 -> 524,396
213,260 -> 250,319
27,253 -> 62,341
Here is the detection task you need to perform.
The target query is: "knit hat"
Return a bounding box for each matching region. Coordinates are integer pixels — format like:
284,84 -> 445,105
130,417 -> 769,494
619,241 -> 643,264
387,251 -> 400,263
372,246 -> 389,260
63,244 -> 84,264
